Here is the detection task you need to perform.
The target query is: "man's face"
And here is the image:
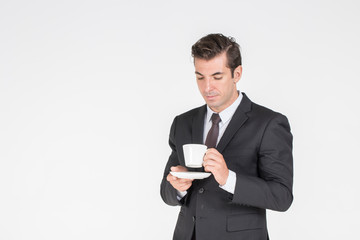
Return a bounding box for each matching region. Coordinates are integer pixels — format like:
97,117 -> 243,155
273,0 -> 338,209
195,52 -> 242,113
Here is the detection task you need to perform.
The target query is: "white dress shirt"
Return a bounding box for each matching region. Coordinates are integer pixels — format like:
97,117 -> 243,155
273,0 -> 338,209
176,92 -> 243,199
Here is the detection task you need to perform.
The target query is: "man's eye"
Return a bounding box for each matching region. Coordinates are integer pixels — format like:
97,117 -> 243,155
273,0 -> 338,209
214,77 -> 222,80
197,77 -> 204,80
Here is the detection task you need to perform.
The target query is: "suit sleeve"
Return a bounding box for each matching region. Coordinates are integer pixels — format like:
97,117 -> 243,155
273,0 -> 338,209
232,113 -> 293,212
160,117 -> 185,206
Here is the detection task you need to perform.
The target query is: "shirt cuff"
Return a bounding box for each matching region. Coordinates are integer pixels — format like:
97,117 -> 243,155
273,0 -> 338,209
219,170 -> 236,194
176,190 -> 187,201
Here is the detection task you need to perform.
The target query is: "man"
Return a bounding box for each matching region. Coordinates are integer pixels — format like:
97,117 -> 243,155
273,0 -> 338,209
160,33 -> 293,240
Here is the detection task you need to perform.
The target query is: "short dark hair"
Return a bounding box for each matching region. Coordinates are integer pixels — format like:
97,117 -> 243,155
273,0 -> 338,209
191,33 -> 242,77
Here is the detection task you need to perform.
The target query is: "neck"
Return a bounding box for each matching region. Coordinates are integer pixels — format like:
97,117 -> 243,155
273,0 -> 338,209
210,90 -> 239,113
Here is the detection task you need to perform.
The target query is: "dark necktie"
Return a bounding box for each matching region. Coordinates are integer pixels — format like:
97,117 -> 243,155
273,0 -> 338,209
205,113 -> 221,148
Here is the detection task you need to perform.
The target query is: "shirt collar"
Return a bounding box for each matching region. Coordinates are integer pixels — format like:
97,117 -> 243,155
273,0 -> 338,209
206,91 -> 243,125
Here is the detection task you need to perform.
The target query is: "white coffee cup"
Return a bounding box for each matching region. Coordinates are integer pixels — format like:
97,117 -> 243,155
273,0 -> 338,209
183,144 -> 208,168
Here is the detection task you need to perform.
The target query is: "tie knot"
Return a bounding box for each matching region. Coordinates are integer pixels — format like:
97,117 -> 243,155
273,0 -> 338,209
211,113 -> 221,125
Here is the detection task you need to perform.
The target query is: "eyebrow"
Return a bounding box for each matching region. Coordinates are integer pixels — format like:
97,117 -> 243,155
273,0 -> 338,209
195,71 -> 223,76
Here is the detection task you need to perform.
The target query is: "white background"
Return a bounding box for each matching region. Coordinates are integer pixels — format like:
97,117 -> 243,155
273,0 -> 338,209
1,0 -> 359,239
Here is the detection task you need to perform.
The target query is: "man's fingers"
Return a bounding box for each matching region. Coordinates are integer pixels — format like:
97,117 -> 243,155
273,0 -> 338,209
171,165 -> 188,172
204,165 -> 214,173
167,166 -> 194,192
166,174 -> 193,192
179,178 -> 193,184
203,159 -> 220,168
174,177 -> 193,184
206,148 -> 220,156
167,173 -> 177,181
204,152 -> 221,162
180,184 -> 192,192
178,181 -> 191,188
176,181 -> 192,190
167,173 -> 193,183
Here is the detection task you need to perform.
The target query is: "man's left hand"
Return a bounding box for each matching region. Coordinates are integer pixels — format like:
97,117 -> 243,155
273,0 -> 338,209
203,148 -> 229,186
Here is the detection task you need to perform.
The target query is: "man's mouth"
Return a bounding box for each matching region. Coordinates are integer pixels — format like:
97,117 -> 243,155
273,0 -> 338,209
206,95 -> 217,100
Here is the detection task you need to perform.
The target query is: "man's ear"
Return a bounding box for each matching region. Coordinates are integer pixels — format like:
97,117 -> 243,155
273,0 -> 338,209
233,65 -> 242,83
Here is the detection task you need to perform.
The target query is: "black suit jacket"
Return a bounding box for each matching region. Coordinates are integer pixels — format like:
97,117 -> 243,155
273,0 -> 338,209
160,93 -> 293,240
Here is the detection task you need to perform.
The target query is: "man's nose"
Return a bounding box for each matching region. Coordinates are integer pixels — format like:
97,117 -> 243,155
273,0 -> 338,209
205,79 -> 212,91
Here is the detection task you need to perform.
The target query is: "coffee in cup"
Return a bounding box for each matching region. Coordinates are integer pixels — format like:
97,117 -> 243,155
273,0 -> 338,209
183,144 -> 207,168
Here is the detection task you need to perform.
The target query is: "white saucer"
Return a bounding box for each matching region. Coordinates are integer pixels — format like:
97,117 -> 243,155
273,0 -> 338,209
170,171 -> 211,179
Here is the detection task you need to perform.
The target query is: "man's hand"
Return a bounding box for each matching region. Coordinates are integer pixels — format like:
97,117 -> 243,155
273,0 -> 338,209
203,148 -> 229,186
167,166 -> 193,192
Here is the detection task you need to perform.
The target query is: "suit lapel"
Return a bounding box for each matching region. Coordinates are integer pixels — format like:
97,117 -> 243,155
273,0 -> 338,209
217,93 -> 252,153
192,105 -> 207,144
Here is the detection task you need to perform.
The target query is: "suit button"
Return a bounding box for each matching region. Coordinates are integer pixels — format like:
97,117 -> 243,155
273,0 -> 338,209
198,188 -> 204,194
192,216 -> 196,222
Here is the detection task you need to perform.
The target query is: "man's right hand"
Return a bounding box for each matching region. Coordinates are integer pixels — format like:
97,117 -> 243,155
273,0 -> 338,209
167,166 -> 193,192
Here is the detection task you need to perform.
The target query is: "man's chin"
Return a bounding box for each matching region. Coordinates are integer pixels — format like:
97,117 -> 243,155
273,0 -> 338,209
206,103 -> 221,111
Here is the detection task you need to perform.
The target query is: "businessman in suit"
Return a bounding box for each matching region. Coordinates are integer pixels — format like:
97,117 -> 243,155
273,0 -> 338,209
160,33 -> 293,240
